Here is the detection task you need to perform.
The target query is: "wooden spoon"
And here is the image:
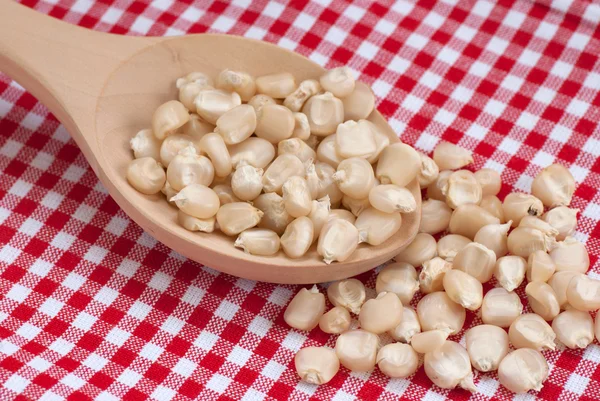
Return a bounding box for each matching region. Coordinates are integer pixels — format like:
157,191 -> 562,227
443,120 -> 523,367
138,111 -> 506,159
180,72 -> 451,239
0,2 -> 420,284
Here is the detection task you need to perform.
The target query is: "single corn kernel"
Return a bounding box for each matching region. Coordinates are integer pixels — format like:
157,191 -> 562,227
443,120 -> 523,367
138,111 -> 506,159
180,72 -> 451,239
254,193 -> 293,236
234,228 -> 280,256
284,79 -> 321,112
532,164 -> 575,208
453,242 -> 497,283
550,237 -> 589,273
318,219 -> 361,263
417,153 -> 439,189
445,170 -> 482,209
419,199 -> 452,235
194,88 -> 241,124
295,347 -> 339,385
509,313 -> 556,351
479,195 -> 506,222
130,128 -> 161,160
566,274 -> 600,311
359,292 -> 403,334
215,105 -> 256,145
369,185 -> 416,214
342,81 -> 375,121
417,291 -> 466,335
327,279 -> 366,314
333,158 -> 375,199
465,325 -> 509,372
255,104 -> 295,144
474,221 -> 511,258
341,195 -> 370,217
310,161 -> 343,204
507,227 -> 555,259
335,330 -> 379,372
177,211 -> 215,233
216,202 -> 263,236
316,135 -> 344,168
388,306 -> 421,343
200,133 -> 232,178
433,142 -> 473,170
319,306 -> 351,334
442,269 -> 483,310
426,170 -> 452,201
320,67 -> 355,98
449,204 -> 500,239
284,285 -> 325,331
160,134 -> 198,167
395,233 -> 437,268
282,176 -> 312,218
280,216 -> 314,259
552,309 -> 594,349
127,157 -> 166,195
167,147 -> 215,191
364,121 -> 390,164
229,137 -> 276,170
411,330 -> 448,354
376,343 -> 419,378
498,349 -> 548,394
376,143 -> 421,187
542,206 -> 578,240
519,216 -> 559,239
328,209 -> 356,224
183,114 -> 215,140
474,168 -> 501,196
247,94 -> 276,114
302,92 -> 344,136
548,271 -> 579,309
502,193 -> 544,227
292,113 -> 311,140
305,162 -> 320,200
179,82 -> 209,111
171,184 -> 220,219
481,288 -> 523,328
527,251 -> 556,282
216,69 -> 256,101
494,256 -> 527,292
176,72 -> 213,89
255,72 -> 297,99
152,100 -> 190,140
335,120 -> 377,159
308,196 -> 330,243
231,165 -> 263,201
355,208 -> 402,246
437,234 -> 471,262
424,341 -> 476,392
420,257 -> 453,294
262,154 -> 305,194
376,262 -> 419,305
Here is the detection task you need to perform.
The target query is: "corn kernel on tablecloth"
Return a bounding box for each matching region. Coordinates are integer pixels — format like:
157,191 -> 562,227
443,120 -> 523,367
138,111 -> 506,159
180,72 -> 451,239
1,0 -> 600,400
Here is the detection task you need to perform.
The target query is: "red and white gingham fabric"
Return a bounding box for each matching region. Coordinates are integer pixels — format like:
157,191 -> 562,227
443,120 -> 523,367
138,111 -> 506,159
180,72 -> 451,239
1,0 -> 600,400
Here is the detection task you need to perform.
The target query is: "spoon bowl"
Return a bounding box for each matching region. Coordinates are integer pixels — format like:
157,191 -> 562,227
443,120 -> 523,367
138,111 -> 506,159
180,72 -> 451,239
0,3 -> 420,283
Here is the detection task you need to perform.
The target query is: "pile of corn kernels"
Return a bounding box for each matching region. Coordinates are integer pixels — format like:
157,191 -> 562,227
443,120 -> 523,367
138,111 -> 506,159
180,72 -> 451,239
287,149 -> 596,395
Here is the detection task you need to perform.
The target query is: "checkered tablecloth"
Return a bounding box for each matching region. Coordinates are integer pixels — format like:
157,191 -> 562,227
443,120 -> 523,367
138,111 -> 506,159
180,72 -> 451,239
1,0 -> 600,400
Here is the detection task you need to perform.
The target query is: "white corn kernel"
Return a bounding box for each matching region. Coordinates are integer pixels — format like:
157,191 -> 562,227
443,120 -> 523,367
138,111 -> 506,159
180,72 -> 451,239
255,104 -> 295,144
355,208 -> 402,246
532,164 -> 575,208
342,81 -> 375,121
278,138 -> 316,163
341,195 -> 370,217
335,120 -> 377,159
183,114 -> 214,140
295,347 -> 339,385
176,72 -> 213,89
417,152 -> 439,189
552,309 -> 594,349
247,94 -> 276,114
194,89 -> 241,124
519,215 -> 559,239
376,343 -> 419,378
376,143 -> 421,187
417,291 -> 466,335
127,157 -> 166,195
474,221 -> 511,258
502,192 -> 544,227
335,330 -> 379,372
507,227 -> 554,258
424,341 -> 476,392
364,121 -> 390,164
494,256 -> 526,292
453,242 -> 496,283
292,113 -> 311,140
479,195 -> 506,222
199,133 -> 232,178
171,184 -> 220,219
262,154 -> 305,194
527,250 -> 556,282
130,128 -> 161,160
411,330 -> 448,354
280,217 -> 314,259
566,274 -> 600,311
550,237 -> 589,273
333,158 -> 375,199
177,211 -> 215,233
256,72 -> 297,98
426,170 -> 452,201
311,161 -> 343,204
152,100 -> 190,140
369,185 -> 416,214
212,183 -> 240,205
437,234 -> 471,262
303,92 -> 344,136
234,228 -> 280,256
442,269 -> 483,310
215,105 -> 256,145
167,148 -> 215,191
231,165 -> 263,201
327,279 -> 366,314
395,233 -> 437,268
449,204 -> 500,239
316,134 -> 344,168
508,313 -> 556,351
320,67 -> 355,98
216,69 -> 256,101
254,193 -> 293,236
445,170 -> 482,209
542,206 -> 578,240
282,176 -> 312,218
319,306 -> 351,334
284,285 -> 325,331
465,325 -> 509,372
388,306 -> 421,343
498,349 -> 548,394
420,257 -> 453,294
359,292 -> 403,334
328,209 -> 356,224
433,142 -> 473,170
216,202 -> 263,236
548,271 -> 579,309
419,199 -> 452,235
308,196 -> 330,243
284,79 -> 321,112
160,134 -> 198,167
376,262 -> 419,305
474,168 -> 501,196
179,82 -> 209,111
229,137 -> 276,169
318,219 -> 361,264
481,288 -> 523,328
